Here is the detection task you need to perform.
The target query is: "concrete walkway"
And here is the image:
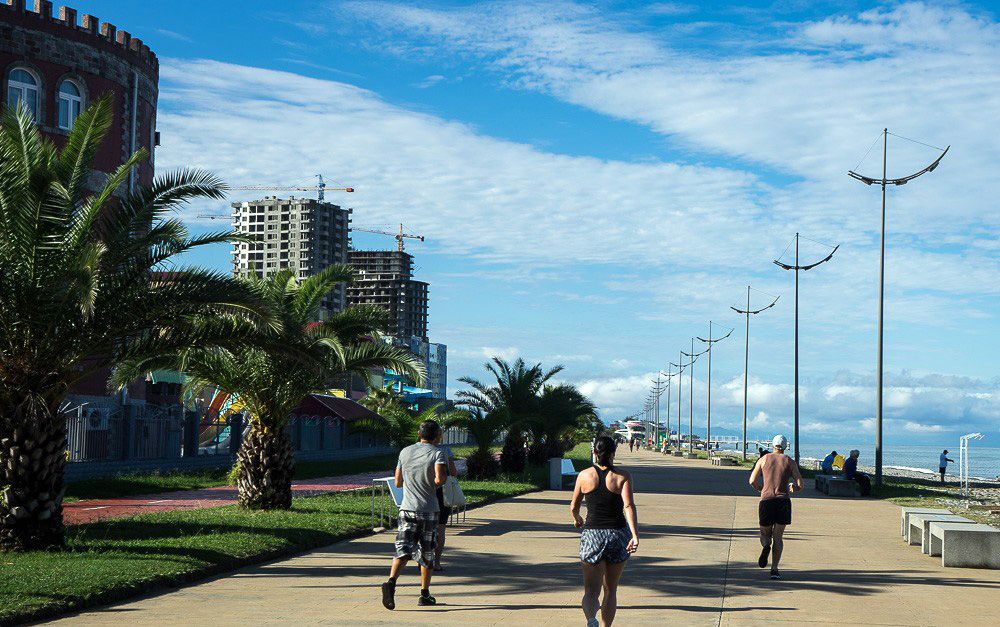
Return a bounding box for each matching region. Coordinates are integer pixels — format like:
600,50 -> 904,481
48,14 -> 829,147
50,451 -> 1000,626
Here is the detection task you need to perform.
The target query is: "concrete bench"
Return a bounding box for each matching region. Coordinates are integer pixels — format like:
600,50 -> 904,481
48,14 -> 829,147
549,457 -> 579,490
908,512 -> 972,548
682,452 -> 698,459
815,474 -> 860,497
928,521 -> 1000,568
711,457 -> 737,466
900,507 -> 951,538
672,451 -> 685,457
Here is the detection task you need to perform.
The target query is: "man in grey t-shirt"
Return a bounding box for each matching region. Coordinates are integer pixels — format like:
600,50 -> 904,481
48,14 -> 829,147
381,420 -> 447,611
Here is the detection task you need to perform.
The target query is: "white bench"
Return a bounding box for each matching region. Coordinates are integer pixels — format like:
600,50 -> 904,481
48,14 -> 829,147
549,457 -> 579,490
928,521 -> 1000,568
900,507 -> 951,538
370,476 -> 466,530
908,512 -> 972,548
711,457 -> 737,466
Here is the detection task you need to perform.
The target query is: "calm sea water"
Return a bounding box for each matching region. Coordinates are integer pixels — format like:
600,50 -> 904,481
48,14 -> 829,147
719,443 -> 1000,480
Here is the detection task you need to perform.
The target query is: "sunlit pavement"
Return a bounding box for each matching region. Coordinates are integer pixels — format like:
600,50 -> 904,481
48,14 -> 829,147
49,450 -> 1000,626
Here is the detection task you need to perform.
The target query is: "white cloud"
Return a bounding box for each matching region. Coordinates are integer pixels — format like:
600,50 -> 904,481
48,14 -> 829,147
903,421 -> 947,433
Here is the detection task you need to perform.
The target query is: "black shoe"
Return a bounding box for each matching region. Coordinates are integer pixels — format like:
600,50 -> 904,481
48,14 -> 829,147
758,545 -> 771,569
381,580 -> 396,610
770,569 -> 781,580
418,594 -> 437,606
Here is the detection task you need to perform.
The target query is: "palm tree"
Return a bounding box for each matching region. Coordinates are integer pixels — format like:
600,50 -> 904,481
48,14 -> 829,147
443,408 -> 506,479
352,400 -> 464,449
457,357 -> 563,473
166,266 -> 425,510
0,100 -> 268,550
528,384 -> 598,464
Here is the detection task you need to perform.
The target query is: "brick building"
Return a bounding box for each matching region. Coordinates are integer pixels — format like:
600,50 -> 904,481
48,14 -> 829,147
2,1 -> 159,401
0,1 -> 159,191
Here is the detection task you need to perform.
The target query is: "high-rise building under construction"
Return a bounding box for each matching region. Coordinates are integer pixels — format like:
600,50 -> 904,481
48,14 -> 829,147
345,250 -> 428,340
230,197 -> 351,317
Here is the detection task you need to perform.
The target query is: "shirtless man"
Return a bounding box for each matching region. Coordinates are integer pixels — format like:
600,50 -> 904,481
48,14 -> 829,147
749,434 -> 803,580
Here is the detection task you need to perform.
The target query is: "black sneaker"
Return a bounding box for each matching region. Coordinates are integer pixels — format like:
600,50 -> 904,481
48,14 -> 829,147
418,594 -> 437,606
758,545 -> 771,568
770,570 -> 781,580
381,580 -> 396,610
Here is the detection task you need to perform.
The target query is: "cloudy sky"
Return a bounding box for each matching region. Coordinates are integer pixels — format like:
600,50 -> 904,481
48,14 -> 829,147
90,1 -> 998,447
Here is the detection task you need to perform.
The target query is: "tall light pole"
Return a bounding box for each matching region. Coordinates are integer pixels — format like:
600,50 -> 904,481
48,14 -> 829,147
671,352 -> 687,452
774,234 -> 839,465
849,129 -> 948,489
682,339 -> 709,454
660,366 -> 680,450
731,286 -> 779,462
697,321 -> 733,457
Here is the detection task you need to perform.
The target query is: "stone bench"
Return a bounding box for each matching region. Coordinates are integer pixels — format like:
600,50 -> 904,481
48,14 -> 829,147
928,521 -> 1000,568
672,451 -> 685,457
815,474 -> 860,497
908,512 -> 972,548
682,452 -> 698,459
900,507 -> 951,538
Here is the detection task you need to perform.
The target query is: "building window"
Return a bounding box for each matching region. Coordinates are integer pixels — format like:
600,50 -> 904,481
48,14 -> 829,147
7,68 -> 40,119
57,80 -> 84,130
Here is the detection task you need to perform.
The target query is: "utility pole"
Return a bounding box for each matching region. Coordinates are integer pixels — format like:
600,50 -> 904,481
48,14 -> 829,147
849,129 -> 948,489
731,287 -> 779,462
774,234 -> 838,465
697,321 -> 733,457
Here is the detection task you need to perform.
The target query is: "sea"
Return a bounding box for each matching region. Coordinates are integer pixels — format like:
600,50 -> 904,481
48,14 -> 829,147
720,442 -> 1000,481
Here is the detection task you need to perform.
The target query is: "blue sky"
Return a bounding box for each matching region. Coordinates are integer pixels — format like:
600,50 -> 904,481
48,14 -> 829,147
81,1 -> 999,446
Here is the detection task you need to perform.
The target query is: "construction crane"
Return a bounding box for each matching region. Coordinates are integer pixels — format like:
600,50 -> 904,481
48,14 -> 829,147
196,175 -> 354,220
232,175 -> 353,201
353,223 -> 426,252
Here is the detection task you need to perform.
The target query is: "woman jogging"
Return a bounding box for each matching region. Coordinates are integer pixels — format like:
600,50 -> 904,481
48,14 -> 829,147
570,435 -> 639,627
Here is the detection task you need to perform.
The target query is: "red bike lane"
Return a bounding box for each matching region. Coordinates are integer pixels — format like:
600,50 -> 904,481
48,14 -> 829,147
63,470 -> 391,525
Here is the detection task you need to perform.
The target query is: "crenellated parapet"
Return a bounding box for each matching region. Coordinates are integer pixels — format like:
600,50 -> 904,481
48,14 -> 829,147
0,0 -> 158,75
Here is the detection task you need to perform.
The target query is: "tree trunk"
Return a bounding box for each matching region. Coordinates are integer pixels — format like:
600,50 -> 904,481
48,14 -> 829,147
0,411 -> 67,551
500,430 -> 526,474
236,421 -> 294,510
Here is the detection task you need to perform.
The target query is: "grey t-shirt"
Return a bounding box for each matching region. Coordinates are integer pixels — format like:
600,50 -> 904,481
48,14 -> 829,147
397,441 -> 447,513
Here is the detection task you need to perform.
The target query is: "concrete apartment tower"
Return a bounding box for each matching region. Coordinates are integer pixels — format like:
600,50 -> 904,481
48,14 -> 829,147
231,197 -> 352,318
346,250 -> 429,339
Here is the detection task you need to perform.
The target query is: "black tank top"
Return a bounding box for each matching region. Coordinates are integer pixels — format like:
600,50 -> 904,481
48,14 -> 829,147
584,466 -> 627,529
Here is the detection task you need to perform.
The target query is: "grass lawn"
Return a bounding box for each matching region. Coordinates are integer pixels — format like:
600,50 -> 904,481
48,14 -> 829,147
64,453 -> 400,502
2,465 -> 547,624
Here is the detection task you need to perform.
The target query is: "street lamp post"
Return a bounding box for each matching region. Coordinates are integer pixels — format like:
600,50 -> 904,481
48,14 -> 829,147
731,287 -> 780,462
848,129 -> 948,488
774,234 -> 838,465
682,339 -> 709,455
697,321 -> 733,457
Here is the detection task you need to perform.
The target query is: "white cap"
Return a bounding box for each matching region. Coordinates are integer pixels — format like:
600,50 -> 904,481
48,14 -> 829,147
772,434 -> 788,450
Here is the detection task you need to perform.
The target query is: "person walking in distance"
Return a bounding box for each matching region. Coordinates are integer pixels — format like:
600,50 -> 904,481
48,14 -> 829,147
570,435 -> 639,627
432,430 -> 458,571
381,420 -> 448,610
939,450 -> 954,484
749,434 -> 803,580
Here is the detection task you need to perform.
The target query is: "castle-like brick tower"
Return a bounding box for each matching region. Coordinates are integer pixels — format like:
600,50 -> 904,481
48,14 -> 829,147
0,0 -> 158,191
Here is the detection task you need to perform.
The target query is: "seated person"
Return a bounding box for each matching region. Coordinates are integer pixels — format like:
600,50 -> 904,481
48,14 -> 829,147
821,450 -> 838,474
842,450 -> 871,496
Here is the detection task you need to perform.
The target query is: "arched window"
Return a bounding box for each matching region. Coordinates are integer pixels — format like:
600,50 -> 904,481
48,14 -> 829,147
7,68 -> 40,119
58,79 -> 84,130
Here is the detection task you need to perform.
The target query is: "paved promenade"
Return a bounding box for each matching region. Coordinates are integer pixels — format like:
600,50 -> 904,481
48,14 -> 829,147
51,451 -> 1000,626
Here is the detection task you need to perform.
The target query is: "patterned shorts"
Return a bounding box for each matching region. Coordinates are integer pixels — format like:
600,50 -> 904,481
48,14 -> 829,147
395,510 -> 439,568
580,527 -> 631,564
